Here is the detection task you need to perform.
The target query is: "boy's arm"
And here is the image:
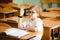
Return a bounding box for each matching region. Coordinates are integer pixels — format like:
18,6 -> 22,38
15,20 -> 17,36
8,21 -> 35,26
25,26 -> 37,32
18,8 -> 25,30
25,21 -> 43,32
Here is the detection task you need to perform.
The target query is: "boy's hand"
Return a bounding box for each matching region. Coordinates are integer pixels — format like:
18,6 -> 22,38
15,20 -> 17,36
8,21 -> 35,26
19,7 -> 25,16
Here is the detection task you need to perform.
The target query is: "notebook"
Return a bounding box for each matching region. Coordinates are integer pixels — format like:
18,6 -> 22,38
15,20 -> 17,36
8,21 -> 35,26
4,28 -> 29,38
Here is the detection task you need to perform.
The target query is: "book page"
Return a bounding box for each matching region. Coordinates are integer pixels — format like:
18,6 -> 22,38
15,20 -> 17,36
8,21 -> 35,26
4,28 -> 29,38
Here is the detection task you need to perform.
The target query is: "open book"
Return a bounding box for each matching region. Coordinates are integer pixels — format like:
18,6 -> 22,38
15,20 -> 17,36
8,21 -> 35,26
4,28 -> 29,38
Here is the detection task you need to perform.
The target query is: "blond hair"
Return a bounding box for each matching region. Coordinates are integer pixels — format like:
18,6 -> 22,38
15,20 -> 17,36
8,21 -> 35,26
29,5 -> 40,17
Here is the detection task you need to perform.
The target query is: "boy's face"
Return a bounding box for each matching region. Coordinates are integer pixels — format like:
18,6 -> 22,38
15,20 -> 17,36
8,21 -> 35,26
29,9 -> 38,19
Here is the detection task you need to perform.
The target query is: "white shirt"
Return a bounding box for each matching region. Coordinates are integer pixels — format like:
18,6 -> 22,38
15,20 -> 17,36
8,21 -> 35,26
22,18 -> 43,40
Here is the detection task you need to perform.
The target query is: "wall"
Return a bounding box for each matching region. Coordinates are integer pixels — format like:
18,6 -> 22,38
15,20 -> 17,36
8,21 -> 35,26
13,0 -> 59,8
13,0 -> 23,4
13,0 -> 41,6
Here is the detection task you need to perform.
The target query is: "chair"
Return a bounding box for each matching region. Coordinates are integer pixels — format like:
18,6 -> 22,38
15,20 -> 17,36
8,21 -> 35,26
42,26 -> 50,40
41,0 -> 52,8
51,25 -> 60,40
56,16 -> 60,20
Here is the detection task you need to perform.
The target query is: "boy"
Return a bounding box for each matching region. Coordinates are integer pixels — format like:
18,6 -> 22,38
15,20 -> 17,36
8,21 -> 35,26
18,6 -> 43,40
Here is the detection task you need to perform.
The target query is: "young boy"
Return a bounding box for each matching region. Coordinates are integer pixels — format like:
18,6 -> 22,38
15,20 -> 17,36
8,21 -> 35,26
18,6 -> 43,40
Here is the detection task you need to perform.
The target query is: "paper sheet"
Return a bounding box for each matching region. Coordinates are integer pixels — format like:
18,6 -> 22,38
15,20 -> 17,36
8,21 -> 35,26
4,28 -> 29,38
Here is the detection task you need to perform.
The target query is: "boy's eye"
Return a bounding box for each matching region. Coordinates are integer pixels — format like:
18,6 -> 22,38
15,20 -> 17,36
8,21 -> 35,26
29,11 -> 35,14
31,12 -> 35,13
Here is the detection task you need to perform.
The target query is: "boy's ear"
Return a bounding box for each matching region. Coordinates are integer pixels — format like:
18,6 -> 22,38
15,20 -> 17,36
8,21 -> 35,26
37,13 -> 40,17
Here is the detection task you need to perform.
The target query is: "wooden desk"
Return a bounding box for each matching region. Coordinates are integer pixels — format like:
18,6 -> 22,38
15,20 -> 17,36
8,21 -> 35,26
20,32 -> 39,40
0,16 -> 18,27
0,16 -> 29,27
0,32 -> 39,40
52,0 -> 60,3
40,11 -> 60,17
46,8 -> 60,11
42,18 -> 60,40
43,18 -> 60,27
0,8 -> 17,19
0,16 -> 29,22
0,3 -> 18,8
41,0 -> 51,3
0,18 -> 39,40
